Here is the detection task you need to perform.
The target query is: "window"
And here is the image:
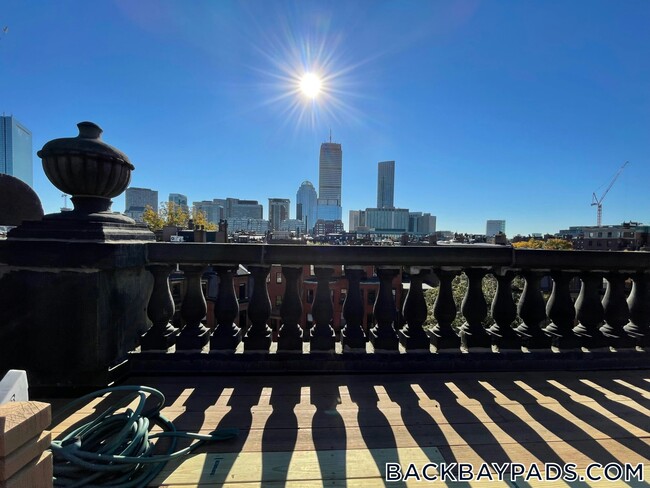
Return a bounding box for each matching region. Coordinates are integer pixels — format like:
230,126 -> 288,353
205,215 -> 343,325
276,272 -> 282,284
607,232 -> 612,238
340,289 -> 347,304
597,241 -> 602,247
276,295 -> 283,307
368,290 -> 376,305
307,289 -> 314,304
239,283 -> 247,301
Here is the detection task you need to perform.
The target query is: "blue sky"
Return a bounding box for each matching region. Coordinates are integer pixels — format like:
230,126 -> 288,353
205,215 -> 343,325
1,0 -> 649,235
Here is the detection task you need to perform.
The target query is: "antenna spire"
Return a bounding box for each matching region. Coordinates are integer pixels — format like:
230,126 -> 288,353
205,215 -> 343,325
329,128 -> 332,143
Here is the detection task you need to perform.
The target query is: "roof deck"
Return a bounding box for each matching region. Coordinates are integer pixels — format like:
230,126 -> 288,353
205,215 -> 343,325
47,368 -> 650,487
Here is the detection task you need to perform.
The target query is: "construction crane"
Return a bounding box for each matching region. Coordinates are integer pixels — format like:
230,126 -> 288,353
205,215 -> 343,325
591,161 -> 629,227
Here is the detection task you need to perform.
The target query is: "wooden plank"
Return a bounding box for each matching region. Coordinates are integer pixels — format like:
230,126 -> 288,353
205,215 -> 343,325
0,451 -> 52,488
152,446 -> 444,486
0,431 -> 51,481
0,402 -> 51,457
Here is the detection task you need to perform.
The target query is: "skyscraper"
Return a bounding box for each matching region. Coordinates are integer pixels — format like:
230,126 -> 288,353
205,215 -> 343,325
0,116 -> 33,187
169,193 -> 189,212
486,220 -> 506,237
377,160 -> 395,209
268,198 -> 290,231
296,180 -> 318,232
125,187 -> 158,222
317,138 -> 343,222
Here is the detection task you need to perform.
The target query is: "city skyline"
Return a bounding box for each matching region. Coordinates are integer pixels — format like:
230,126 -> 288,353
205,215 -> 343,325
2,1 -> 649,235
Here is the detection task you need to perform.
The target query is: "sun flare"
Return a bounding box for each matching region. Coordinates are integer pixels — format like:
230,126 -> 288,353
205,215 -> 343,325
299,73 -> 321,98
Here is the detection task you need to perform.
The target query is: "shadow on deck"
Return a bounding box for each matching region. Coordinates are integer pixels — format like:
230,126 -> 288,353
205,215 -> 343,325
47,369 -> 650,487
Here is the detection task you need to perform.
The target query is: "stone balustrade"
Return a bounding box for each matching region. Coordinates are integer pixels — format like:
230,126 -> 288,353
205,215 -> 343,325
140,243 -> 650,355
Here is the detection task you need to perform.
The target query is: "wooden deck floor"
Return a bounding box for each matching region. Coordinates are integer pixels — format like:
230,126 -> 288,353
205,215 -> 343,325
48,369 -> 650,487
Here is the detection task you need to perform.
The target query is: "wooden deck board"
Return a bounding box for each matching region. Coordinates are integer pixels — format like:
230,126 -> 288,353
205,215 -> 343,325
45,370 -> 650,486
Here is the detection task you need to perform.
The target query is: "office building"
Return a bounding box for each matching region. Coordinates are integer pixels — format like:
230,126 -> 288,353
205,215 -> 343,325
365,208 -> 410,233
409,212 -> 436,235
226,217 -> 269,233
169,193 -> 189,213
349,210 -> 365,232
296,180 -> 318,233
279,219 -> 306,234
269,198 -> 290,231
193,200 -> 224,225
377,161 -> 395,209
0,115 -> 33,187
227,198 -> 263,219
486,220 -> 506,237
125,187 -> 158,222
318,140 -> 342,204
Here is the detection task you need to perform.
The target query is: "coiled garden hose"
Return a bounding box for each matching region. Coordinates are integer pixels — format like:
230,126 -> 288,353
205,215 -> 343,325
50,385 -> 238,488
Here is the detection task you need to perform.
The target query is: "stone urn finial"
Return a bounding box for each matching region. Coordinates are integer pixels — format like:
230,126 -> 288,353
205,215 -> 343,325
38,121 -> 135,222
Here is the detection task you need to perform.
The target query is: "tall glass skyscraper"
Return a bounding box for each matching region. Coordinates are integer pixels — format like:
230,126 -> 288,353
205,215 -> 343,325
317,139 -> 343,223
296,180 -> 317,232
0,116 -> 33,187
377,160 -> 395,209
318,141 -> 342,205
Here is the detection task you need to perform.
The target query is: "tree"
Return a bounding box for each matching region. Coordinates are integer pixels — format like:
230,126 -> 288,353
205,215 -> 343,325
512,239 -> 544,249
542,238 -> 573,250
512,238 -> 573,250
142,202 -> 189,231
191,208 -> 217,231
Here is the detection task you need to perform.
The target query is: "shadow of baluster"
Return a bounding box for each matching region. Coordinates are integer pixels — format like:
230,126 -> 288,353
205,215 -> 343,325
399,267 -> 430,351
210,265 -> 241,352
278,266 -> 303,352
341,265 -> 367,351
141,263 -> 179,350
601,271 -> 632,350
430,268 -> 460,351
244,265 -> 272,352
625,271 -> 650,350
370,267 -> 400,352
573,272 -> 606,351
176,264 -> 211,351
310,266 -> 336,352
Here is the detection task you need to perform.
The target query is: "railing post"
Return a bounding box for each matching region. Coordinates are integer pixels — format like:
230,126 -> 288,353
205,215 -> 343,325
399,267 -> 430,351
514,270 -> 549,350
210,265 -> 242,351
278,266 -> 304,352
600,271 -> 631,350
573,272 -> 605,351
625,271 -> 650,349
370,266 -> 400,351
341,265 -> 367,351
244,265 -> 272,351
141,264 -> 179,350
431,268 -> 460,351
460,268 -> 490,350
487,269 -> 518,351
543,270 -> 577,351
176,264 -> 210,351
310,266 -> 336,352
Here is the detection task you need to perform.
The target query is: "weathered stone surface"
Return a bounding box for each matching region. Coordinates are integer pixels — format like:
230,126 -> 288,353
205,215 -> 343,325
0,175 -> 43,227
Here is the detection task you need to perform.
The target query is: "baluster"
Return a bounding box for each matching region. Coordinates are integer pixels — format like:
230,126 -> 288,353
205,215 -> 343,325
341,265 -> 367,351
486,269 -> 518,351
278,266 -> 303,352
210,265 -> 241,351
243,265 -> 272,351
176,264 -> 211,350
141,264 -> 179,350
573,272 -> 605,351
600,272 -> 631,350
514,270 -> 549,350
431,268 -> 460,351
369,267 -> 400,351
625,272 -> 650,349
542,270 -> 577,351
399,267 -> 430,351
459,268 -> 490,350
310,266 -> 336,352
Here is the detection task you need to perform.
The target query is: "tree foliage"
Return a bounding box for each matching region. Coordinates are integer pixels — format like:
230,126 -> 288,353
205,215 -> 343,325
512,238 -> 573,250
142,202 -> 189,231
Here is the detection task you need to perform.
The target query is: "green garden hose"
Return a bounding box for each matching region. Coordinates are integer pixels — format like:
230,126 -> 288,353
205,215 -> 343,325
50,385 -> 237,488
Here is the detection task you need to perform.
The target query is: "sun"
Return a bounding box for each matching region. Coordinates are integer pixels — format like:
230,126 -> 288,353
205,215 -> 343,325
299,73 -> 321,98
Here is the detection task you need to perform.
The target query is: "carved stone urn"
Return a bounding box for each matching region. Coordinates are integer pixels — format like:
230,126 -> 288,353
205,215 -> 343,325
38,121 -> 135,223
